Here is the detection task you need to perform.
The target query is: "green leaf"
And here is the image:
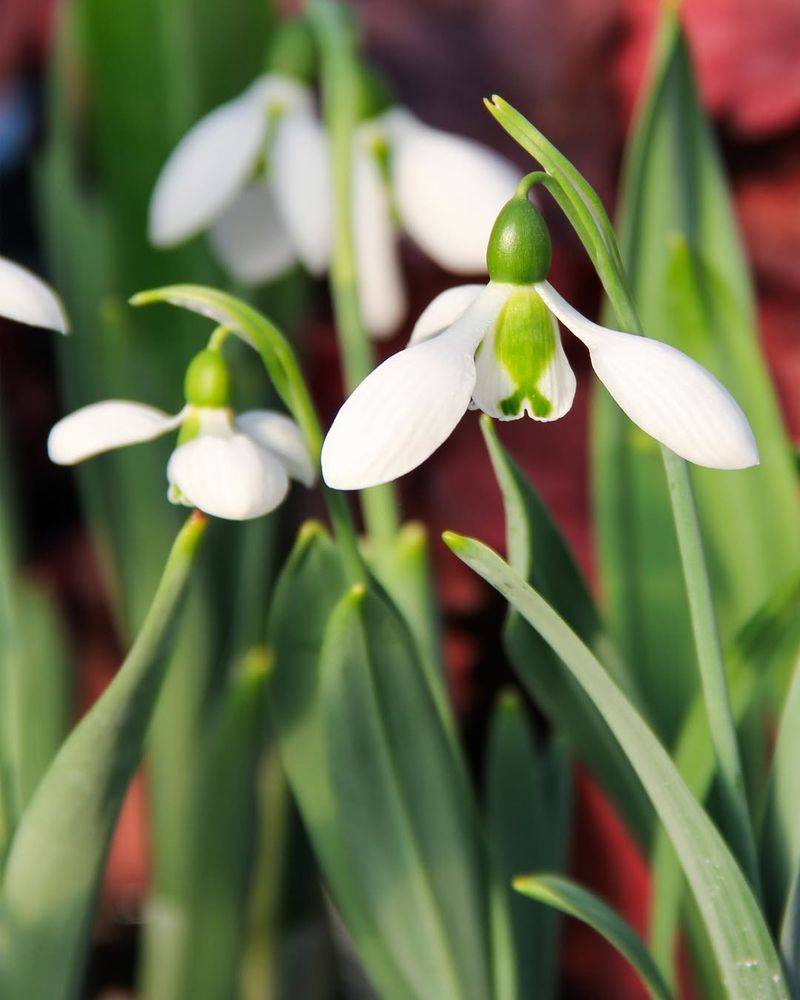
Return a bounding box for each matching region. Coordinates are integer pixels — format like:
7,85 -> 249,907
0,514 -> 207,1000
481,418 -> 651,844
514,874 -> 671,1000
172,648 -> 270,1000
321,584 -> 492,1000
7,584 -> 71,816
444,532 -> 787,999
364,521 -> 444,706
592,11 -> 800,740
760,643 -> 800,929
649,573 -> 800,982
266,523 -> 413,1000
485,691 -> 570,1000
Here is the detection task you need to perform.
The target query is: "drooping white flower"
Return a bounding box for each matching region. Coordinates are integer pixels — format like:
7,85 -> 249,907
148,74 -> 331,284
48,400 -> 314,521
0,256 -> 68,333
352,109 -> 519,338
321,195 -> 759,489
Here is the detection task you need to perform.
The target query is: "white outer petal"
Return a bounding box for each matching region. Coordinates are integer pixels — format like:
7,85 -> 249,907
535,281 -> 759,469
208,183 -> 296,283
168,432 -> 289,520
48,401 -> 184,465
321,282 -> 510,489
148,89 -> 267,246
385,108 -> 519,273
353,141 -> 407,339
0,257 -> 68,332
409,284 -> 484,346
236,410 -> 316,486
270,109 -> 332,275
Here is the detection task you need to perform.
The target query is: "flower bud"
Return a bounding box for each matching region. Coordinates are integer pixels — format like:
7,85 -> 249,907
184,349 -> 231,408
486,194 -> 551,285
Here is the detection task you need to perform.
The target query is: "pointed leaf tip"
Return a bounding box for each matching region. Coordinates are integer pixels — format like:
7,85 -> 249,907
441,530 -> 466,551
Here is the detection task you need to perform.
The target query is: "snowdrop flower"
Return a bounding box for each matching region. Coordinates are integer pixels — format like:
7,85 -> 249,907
0,256 -> 68,332
354,107 -> 519,338
48,349 -> 314,521
322,189 -> 758,489
148,73 -> 330,285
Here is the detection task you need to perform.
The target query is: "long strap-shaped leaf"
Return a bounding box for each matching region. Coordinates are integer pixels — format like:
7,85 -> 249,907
444,532 -> 787,999
515,874 -> 671,1000
321,585 -> 492,1000
0,512 -> 207,1000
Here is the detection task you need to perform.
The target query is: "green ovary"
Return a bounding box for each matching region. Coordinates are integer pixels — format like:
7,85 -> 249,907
493,289 -> 556,417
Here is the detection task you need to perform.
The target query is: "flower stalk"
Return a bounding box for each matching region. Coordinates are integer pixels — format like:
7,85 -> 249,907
308,0 -> 401,553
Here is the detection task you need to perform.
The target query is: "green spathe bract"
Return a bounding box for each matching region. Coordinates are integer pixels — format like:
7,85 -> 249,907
491,288 -> 556,417
486,195 -> 551,284
183,349 -> 231,408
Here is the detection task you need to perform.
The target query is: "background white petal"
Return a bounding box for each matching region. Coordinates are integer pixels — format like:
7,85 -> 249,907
322,283 -> 508,489
208,183 -> 296,283
353,142 -> 407,339
236,410 -> 316,486
386,109 -> 519,273
409,284 -> 484,345
48,401 -> 184,465
148,85 -> 268,247
536,283 -> 759,469
0,257 -> 68,332
168,433 -> 289,520
270,109 -> 332,275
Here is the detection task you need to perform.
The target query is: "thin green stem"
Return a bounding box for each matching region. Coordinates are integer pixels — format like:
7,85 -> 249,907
662,451 -> 760,889
308,0 -> 401,553
131,287 -> 367,583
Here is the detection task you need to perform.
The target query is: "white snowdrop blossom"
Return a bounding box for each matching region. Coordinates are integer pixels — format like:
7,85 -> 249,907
148,73 -> 331,284
353,108 -> 519,338
0,256 -> 68,333
321,195 -> 759,489
48,400 -> 315,522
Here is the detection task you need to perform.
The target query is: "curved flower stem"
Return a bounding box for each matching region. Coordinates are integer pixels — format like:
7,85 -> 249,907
131,286 -> 366,583
489,98 -> 760,891
308,0 -> 401,555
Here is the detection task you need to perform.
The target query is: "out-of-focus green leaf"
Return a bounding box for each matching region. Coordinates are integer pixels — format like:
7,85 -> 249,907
267,522 -> 413,999
9,583 -> 71,814
321,584 -> 492,1000
445,532 -> 788,999
485,691 -> 570,1000
514,874 -> 670,1000
481,418 -> 651,844
0,513 -> 207,1000
172,648 -> 270,1000
761,650 -> 800,929
592,11 -> 800,741
364,521 -> 443,707
649,573 -> 800,983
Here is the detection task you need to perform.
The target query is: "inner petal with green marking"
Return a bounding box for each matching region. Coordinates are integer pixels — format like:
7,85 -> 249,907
472,285 -> 577,422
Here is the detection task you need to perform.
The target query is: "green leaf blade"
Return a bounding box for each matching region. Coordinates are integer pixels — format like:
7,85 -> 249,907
0,514 -> 207,1000
514,873 -> 671,1000
445,532 -> 787,999
321,585 -> 492,1000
